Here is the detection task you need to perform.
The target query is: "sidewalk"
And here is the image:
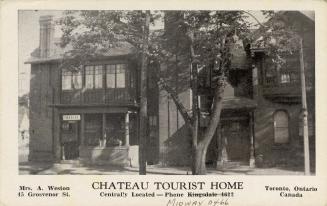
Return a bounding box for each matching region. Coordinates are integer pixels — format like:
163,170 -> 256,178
19,162 -> 54,175
19,161 -> 306,175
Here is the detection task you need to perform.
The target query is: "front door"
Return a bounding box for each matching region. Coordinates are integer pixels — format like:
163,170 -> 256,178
221,119 -> 250,162
61,121 -> 80,160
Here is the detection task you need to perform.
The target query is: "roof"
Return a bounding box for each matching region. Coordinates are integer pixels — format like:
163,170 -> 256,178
25,38 -> 136,64
299,11 -> 314,21
222,97 -> 257,110
249,11 -> 315,50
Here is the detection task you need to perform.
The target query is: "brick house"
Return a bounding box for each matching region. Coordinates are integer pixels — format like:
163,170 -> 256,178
26,15 -> 159,166
159,11 -> 315,170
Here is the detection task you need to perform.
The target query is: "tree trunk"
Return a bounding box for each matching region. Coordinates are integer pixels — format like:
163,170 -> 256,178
139,10 -> 150,175
193,143 -> 208,174
191,114 -> 199,174
193,77 -> 225,175
190,61 -> 200,175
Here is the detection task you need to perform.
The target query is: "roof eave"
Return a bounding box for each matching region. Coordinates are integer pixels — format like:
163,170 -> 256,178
25,53 -> 135,65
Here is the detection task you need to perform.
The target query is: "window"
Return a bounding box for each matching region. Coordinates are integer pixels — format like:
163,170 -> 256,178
106,65 -> 116,88
105,115 -> 125,147
149,115 -> 157,127
280,73 -> 290,84
85,114 -> 102,146
72,70 -> 82,89
274,110 -> 289,144
265,63 -> 277,85
130,70 -> 135,88
94,66 -> 103,88
62,64 -> 128,90
116,64 -> 126,88
264,54 -> 300,86
85,65 -> 103,89
62,69 -> 72,90
62,68 -> 82,90
85,66 -> 93,89
106,64 -> 127,88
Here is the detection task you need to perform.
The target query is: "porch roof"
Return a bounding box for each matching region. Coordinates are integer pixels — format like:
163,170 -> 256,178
222,97 -> 257,110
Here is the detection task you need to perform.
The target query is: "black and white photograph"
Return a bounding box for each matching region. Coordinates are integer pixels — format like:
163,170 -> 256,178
18,10 -> 316,176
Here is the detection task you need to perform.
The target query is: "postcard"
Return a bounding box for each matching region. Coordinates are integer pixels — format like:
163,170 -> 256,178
1,0 -> 327,205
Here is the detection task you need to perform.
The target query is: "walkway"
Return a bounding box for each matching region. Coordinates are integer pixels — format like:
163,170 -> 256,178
19,162 -> 307,175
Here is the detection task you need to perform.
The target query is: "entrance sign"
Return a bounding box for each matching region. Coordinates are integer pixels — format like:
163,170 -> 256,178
63,115 -> 80,121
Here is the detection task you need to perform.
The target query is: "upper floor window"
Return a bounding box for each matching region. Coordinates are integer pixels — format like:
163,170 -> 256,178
149,115 -> 157,127
62,64 -> 128,91
62,68 -> 82,90
274,110 -> 289,144
106,64 -> 126,88
264,54 -> 300,86
85,65 -> 103,89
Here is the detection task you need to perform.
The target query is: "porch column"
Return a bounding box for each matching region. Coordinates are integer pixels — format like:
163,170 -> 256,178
249,111 -> 255,168
125,111 -> 130,146
102,113 -> 106,147
80,113 -> 85,146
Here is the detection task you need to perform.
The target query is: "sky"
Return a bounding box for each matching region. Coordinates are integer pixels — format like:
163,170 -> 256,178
19,10 -> 64,96
18,10 -> 267,96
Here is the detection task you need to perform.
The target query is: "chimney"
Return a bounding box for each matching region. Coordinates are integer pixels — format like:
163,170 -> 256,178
39,15 -> 54,58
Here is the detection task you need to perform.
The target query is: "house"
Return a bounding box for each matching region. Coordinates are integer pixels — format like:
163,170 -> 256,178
26,11 -> 315,171
251,11 -> 315,169
158,11 -> 315,170
26,15 -> 159,166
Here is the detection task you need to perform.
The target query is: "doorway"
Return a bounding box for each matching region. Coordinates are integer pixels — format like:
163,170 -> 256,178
221,119 -> 250,162
61,121 -> 80,160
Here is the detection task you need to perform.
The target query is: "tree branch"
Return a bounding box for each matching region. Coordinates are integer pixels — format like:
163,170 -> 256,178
243,11 -> 268,28
158,78 -> 193,128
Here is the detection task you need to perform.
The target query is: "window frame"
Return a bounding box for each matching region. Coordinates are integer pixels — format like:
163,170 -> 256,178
263,53 -> 300,86
61,68 -> 82,91
106,63 -> 127,89
85,65 -> 104,89
273,110 -> 290,144
61,63 -> 130,91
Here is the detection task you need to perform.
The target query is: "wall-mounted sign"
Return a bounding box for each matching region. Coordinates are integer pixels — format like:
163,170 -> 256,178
63,115 -> 80,121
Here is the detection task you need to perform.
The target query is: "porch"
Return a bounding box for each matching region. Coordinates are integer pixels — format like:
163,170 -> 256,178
59,110 -> 139,167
